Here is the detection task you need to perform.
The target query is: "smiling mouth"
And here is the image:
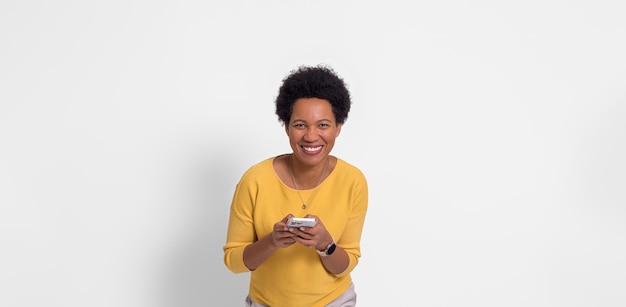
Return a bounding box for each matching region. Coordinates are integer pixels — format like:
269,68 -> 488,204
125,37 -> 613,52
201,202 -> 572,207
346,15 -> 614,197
302,145 -> 323,153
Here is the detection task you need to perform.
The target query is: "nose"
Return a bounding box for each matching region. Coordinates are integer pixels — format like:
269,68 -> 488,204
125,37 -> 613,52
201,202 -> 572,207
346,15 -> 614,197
303,127 -> 319,141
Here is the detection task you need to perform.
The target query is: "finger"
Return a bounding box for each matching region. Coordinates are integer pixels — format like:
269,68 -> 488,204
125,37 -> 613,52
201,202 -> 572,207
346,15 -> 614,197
282,214 -> 294,223
289,228 -> 308,237
294,236 -> 316,248
277,229 -> 296,237
280,237 -> 295,246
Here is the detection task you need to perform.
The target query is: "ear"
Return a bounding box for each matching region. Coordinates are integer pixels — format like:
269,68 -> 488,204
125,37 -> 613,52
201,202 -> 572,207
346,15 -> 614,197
285,123 -> 290,136
335,123 -> 342,138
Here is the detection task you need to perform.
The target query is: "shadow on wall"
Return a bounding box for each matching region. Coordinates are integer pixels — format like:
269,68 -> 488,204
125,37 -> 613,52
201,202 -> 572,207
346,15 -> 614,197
158,149 -> 249,307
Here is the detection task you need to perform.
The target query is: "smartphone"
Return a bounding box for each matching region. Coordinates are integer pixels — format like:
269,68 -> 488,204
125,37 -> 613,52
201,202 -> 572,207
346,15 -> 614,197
287,217 -> 317,228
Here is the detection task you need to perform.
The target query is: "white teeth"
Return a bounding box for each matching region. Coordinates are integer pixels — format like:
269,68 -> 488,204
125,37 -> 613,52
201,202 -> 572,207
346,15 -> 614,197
303,146 -> 322,152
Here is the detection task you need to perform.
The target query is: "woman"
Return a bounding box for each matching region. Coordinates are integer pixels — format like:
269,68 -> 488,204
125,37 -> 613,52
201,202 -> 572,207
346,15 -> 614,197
223,65 -> 368,307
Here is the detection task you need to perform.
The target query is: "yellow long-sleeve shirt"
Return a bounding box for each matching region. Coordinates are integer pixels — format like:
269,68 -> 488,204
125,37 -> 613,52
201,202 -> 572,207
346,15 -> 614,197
223,155 -> 368,307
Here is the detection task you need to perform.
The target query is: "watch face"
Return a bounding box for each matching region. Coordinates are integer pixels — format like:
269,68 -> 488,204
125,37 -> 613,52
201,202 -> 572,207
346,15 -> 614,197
326,243 -> 336,255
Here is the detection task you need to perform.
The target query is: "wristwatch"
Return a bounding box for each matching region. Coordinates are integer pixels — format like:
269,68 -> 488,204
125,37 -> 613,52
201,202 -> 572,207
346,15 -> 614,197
316,238 -> 336,257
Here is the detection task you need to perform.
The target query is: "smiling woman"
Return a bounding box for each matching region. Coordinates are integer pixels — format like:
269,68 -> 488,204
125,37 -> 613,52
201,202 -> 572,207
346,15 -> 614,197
223,65 -> 368,307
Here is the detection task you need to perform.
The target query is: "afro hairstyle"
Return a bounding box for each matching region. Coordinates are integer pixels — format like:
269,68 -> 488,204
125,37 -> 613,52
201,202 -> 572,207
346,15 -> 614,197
275,65 -> 351,125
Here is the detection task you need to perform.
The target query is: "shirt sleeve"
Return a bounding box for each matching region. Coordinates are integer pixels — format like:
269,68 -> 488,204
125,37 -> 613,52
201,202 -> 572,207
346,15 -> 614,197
335,170 -> 368,277
223,172 -> 257,273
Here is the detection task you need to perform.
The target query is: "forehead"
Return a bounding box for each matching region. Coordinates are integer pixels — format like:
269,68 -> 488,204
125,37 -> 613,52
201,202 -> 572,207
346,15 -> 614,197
291,98 -> 334,120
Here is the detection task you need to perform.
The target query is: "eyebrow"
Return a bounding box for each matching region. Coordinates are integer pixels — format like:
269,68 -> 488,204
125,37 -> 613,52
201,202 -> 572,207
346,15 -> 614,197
291,118 -> 333,124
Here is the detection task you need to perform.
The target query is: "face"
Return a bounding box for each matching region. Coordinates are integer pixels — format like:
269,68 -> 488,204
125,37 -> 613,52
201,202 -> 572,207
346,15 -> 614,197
286,98 -> 342,167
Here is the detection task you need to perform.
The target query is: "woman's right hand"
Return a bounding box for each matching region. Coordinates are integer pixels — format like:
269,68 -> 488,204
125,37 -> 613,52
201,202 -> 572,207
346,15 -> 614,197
272,214 -> 298,248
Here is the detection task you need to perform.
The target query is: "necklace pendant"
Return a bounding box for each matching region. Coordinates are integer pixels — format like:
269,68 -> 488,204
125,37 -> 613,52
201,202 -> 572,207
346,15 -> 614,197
302,203 -> 307,209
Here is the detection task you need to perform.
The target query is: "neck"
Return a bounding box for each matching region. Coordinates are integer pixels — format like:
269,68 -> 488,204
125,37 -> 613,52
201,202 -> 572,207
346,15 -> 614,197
289,154 -> 328,190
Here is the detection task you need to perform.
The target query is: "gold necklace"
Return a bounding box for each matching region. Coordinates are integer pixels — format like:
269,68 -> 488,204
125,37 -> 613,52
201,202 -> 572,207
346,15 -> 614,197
288,154 -> 328,209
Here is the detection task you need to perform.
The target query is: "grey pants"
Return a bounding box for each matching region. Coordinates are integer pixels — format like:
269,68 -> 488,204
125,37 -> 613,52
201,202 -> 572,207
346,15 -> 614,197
245,282 -> 357,307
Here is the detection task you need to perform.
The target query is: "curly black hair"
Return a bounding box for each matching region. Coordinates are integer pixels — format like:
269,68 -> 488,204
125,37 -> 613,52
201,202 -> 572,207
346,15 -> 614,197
275,65 -> 351,125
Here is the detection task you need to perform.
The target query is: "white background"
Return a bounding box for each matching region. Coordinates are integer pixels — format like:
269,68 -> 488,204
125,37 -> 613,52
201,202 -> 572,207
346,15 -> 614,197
1,1 -> 625,306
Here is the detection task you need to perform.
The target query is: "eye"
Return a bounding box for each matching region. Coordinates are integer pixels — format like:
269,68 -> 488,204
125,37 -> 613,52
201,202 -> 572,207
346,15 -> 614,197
293,123 -> 306,129
319,123 -> 330,128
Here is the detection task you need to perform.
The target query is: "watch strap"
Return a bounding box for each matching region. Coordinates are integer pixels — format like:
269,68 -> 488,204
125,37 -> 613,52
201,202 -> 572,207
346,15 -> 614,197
316,238 -> 336,257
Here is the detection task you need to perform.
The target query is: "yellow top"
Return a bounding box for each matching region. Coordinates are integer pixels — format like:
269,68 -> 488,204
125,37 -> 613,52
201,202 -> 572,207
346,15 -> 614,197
223,155 -> 368,307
